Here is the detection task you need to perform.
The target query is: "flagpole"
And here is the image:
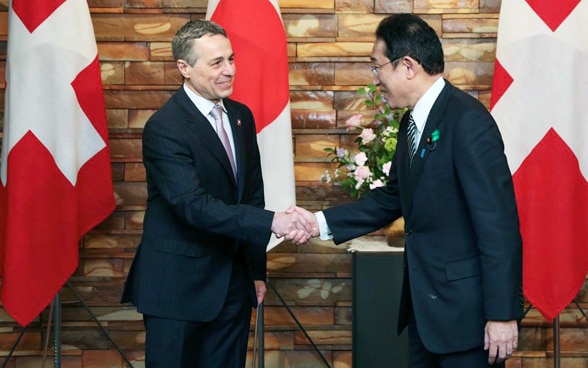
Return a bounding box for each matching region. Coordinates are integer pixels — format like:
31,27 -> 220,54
524,301 -> 587,368
53,292 -> 61,368
257,302 -> 264,367
553,315 -> 560,368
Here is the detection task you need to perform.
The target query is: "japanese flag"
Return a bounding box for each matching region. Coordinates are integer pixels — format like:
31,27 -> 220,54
206,0 -> 296,250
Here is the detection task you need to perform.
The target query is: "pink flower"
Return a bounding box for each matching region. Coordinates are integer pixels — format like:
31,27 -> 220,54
345,114 -> 363,130
382,161 -> 392,176
354,152 -> 368,166
354,165 -> 371,180
370,179 -> 384,189
360,128 -> 376,143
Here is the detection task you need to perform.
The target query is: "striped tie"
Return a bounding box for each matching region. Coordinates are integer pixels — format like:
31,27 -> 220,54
407,112 -> 417,165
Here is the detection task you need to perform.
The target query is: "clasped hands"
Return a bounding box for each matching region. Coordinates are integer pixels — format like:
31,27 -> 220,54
271,206 -> 319,244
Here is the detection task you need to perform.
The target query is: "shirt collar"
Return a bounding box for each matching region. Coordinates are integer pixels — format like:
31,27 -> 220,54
411,77 -> 445,132
183,83 -> 226,117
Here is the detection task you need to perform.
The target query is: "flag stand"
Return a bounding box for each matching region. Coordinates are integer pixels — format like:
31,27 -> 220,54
2,281 -> 133,368
54,292 -> 61,368
252,278 -> 332,368
1,325 -> 27,368
523,299 -> 587,368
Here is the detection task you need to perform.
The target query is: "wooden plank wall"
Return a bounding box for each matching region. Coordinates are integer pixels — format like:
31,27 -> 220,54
0,0 -> 587,367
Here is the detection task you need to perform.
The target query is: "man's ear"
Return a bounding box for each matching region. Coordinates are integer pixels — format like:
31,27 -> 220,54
177,59 -> 190,79
402,56 -> 419,79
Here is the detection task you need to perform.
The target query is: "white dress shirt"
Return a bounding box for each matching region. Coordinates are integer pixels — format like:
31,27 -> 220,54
183,83 -> 237,163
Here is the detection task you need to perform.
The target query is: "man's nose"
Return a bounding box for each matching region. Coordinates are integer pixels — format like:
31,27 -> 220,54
222,61 -> 235,75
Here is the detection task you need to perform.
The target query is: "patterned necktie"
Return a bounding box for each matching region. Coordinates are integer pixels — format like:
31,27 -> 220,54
210,105 -> 237,179
407,112 -> 418,166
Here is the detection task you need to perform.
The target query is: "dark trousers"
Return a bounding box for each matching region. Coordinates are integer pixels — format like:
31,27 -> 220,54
143,260 -> 252,368
408,310 -> 505,368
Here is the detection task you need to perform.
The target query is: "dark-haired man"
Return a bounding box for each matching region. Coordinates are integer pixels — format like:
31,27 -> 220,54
292,13 -> 523,367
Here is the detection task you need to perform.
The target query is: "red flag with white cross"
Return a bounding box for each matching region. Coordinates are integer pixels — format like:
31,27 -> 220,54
0,0 -> 115,326
490,0 -> 588,321
206,0 -> 296,250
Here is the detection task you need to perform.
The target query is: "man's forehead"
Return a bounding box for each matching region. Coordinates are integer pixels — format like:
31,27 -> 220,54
193,35 -> 233,59
371,39 -> 388,61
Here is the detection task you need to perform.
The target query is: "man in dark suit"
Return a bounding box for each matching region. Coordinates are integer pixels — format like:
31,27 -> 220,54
121,20 -> 310,368
292,14 -> 523,367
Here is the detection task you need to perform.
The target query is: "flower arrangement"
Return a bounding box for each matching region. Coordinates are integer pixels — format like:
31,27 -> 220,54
320,84 -> 405,197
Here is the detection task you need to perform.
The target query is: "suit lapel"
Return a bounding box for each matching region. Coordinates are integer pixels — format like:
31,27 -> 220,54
224,101 -> 246,200
174,88 -> 238,187
400,81 -> 455,217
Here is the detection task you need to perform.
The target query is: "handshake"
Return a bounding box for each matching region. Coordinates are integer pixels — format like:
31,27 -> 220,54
271,206 -> 319,244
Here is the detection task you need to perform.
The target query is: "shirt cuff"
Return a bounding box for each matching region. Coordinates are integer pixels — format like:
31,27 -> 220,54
315,211 -> 333,240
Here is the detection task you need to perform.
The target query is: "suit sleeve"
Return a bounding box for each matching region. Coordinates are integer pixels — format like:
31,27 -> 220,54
238,108 -> 268,280
323,154 -> 403,245
142,111 -> 275,248
453,108 -> 523,320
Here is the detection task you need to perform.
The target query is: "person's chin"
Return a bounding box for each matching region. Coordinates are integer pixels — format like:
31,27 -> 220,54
218,88 -> 233,99
381,93 -> 396,108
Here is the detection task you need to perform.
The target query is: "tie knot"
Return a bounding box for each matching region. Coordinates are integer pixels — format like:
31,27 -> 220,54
210,105 -> 223,121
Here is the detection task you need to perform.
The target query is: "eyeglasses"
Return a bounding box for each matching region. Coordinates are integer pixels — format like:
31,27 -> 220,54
370,58 -> 402,76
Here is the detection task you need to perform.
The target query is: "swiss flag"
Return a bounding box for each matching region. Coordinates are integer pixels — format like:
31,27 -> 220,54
0,0 -> 115,326
206,0 -> 296,250
490,0 -> 588,321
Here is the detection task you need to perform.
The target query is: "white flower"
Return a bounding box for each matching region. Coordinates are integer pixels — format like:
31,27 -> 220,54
319,171 -> 332,183
355,178 -> 365,190
354,165 -> 371,180
370,179 -> 384,189
382,161 -> 392,176
354,152 -> 368,166
359,128 -> 376,143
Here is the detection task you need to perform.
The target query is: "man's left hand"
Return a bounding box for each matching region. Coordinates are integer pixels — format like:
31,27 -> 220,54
484,320 -> 518,364
254,280 -> 267,306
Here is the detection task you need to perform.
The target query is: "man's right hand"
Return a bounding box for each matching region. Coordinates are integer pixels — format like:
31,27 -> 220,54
285,206 -> 319,243
270,205 -> 319,244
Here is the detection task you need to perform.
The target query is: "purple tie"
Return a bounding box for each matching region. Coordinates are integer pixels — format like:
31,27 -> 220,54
210,105 -> 237,179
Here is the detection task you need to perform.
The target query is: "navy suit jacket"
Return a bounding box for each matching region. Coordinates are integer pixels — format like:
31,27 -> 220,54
324,80 -> 523,354
122,87 -> 274,322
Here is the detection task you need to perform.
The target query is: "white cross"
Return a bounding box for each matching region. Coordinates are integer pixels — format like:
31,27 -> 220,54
1,0 -> 106,186
492,0 -> 588,179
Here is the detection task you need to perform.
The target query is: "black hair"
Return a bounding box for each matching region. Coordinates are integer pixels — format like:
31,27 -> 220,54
375,14 -> 444,75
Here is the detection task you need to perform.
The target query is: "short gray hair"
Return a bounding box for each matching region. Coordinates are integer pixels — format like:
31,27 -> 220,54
172,20 -> 227,65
